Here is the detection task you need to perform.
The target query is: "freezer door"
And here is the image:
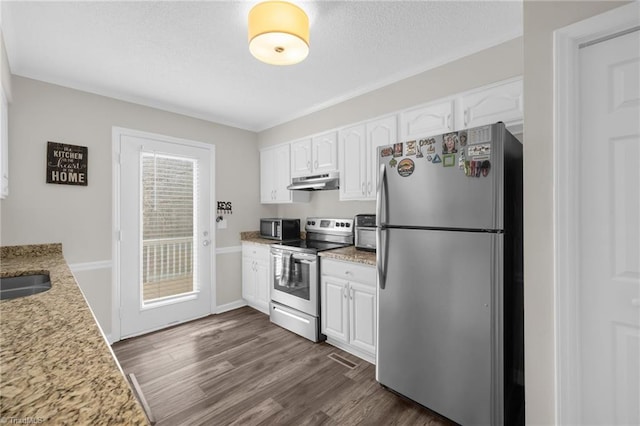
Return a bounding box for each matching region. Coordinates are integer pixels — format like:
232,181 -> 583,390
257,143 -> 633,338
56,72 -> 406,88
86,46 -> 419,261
376,228 -> 503,426
378,123 -> 504,230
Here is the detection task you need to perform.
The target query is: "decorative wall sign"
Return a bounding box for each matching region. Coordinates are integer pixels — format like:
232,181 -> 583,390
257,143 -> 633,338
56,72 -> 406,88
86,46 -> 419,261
217,201 -> 233,215
46,141 -> 88,186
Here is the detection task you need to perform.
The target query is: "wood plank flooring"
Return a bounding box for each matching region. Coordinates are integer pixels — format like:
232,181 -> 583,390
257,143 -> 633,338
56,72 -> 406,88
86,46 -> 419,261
112,307 -> 455,426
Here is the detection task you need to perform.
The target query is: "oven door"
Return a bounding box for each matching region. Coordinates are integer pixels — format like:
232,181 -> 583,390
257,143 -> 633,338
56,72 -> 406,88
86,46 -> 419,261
271,248 -> 318,317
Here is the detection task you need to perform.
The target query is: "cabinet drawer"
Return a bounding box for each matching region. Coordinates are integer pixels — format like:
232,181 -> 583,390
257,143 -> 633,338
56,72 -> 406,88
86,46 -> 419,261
242,242 -> 270,261
321,259 -> 376,285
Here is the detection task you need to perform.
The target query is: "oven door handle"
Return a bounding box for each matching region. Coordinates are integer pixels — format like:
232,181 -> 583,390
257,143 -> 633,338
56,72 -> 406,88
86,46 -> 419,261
291,254 -> 317,263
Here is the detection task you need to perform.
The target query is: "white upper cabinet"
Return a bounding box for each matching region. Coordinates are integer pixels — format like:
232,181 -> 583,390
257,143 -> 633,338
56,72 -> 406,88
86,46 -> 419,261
366,115 -> 397,198
291,131 -> 338,178
339,124 -> 367,200
312,131 -> 338,174
399,99 -> 454,141
340,115 -> 397,201
290,137 -> 312,177
260,144 -> 309,204
1,88 -> 8,199
457,78 -> 523,132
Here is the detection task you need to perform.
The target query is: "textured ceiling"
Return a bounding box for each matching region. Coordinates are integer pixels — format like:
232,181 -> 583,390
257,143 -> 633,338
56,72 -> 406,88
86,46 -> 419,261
1,1 -> 522,132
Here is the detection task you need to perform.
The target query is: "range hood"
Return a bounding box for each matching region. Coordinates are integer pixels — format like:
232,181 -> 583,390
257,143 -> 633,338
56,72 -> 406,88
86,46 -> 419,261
287,171 -> 340,191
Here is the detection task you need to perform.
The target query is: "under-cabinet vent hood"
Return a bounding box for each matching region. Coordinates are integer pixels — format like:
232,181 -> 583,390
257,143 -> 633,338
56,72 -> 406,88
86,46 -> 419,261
287,171 -> 340,191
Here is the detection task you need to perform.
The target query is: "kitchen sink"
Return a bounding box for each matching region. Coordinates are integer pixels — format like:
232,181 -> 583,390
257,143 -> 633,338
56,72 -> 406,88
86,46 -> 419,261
0,274 -> 51,300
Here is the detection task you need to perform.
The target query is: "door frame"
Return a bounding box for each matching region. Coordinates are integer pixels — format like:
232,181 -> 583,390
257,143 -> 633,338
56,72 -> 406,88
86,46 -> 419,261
111,126 -> 216,342
553,3 -> 639,424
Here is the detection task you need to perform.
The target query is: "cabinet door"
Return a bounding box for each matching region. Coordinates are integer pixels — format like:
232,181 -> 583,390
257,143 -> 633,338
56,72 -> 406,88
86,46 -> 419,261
339,124 -> 367,200
290,138 -> 312,178
321,275 -> 349,343
399,99 -> 454,141
260,148 -> 275,203
242,256 -> 256,303
273,144 -> 292,203
254,259 -> 270,314
459,78 -> 523,130
366,115 -> 397,200
349,281 -> 376,356
312,131 -> 338,173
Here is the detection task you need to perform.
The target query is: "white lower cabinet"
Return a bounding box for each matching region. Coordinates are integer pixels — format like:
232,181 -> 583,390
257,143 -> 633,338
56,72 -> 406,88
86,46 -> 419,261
321,258 -> 376,363
242,242 -> 271,314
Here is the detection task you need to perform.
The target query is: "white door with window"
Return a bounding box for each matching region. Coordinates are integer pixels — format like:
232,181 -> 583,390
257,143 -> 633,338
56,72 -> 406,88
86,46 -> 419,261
115,129 -> 214,338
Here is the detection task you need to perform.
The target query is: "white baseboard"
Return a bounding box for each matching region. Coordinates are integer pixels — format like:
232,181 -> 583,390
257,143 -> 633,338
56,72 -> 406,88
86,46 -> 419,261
216,299 -> 247,314
68,260 -> 113,272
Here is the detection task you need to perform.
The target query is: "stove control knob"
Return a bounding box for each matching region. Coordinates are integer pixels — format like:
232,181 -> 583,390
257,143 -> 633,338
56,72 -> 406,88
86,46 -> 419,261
346,223 -> 351,227
307,221 -> 311,226
312,221 -> 316,225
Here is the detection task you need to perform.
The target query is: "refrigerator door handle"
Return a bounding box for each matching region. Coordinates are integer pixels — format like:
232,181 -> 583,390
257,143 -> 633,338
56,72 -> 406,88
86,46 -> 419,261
376,163 -> 387,289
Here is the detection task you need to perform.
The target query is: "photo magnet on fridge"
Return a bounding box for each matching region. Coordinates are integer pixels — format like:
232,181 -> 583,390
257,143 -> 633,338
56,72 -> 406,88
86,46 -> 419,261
405,141 -> 417,156
442,133 -> 458,154
393,143 -> 403,157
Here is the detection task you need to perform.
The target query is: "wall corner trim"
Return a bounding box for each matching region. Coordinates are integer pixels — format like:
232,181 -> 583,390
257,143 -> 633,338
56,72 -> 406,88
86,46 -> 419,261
216,299 -> 247,314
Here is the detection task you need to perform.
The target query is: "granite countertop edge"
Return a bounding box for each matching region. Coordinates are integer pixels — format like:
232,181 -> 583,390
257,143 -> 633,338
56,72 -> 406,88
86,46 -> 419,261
0,243 -> 149,425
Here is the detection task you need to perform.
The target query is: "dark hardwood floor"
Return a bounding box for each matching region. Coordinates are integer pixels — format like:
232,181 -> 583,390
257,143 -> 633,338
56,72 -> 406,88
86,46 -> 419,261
112,307 -> 454,426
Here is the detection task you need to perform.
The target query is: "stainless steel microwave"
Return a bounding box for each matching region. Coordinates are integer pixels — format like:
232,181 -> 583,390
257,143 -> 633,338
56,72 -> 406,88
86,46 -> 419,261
260,218 -> 300,241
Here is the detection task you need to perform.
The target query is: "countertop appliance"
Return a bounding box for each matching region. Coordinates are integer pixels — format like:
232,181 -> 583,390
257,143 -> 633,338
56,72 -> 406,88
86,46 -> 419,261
270,217 -> 354,342
354,214 -> 376,252
376,122 -> 524,425
260,218 -> 300,241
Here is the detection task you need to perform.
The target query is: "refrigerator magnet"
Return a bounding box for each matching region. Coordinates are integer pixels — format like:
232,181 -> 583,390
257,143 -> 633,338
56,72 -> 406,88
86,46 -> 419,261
426,154 -> 433,162
459,131 -> 468,147
464,160 -> 471,176
458,150 -> 466,169
405,140 -> 417,156
442,133 -> 459,154
481,160 -> 491,177
389,157 -> 398,168
393,143 -> 403,157
380,146 -> 393,157
443,154 -> 455,167
432,154 -> 442,164
426,138 -> 436,154
397,158 -> 415,177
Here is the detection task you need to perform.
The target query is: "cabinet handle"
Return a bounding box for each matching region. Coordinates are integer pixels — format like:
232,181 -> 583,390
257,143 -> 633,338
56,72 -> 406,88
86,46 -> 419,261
447,114 -> 452,129
273,189 -> 277,200
314,160 -> 318,170
367,181 -> 372,195
343,287 -> 347,299
350,288 -> 354,300
464,110 -> 469,126
361,182 -> 365,195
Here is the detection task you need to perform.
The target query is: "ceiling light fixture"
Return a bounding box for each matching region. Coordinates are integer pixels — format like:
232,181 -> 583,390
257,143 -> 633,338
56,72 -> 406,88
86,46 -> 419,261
248,1 -> 309,66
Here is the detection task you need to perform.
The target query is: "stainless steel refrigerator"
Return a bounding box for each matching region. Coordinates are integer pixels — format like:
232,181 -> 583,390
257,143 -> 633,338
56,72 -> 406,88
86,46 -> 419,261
375,122 -> 524,425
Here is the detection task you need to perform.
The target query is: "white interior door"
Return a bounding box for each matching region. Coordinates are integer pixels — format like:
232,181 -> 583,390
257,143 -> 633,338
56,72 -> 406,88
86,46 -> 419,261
579,29 -> 640,425
118,132 -> 213,338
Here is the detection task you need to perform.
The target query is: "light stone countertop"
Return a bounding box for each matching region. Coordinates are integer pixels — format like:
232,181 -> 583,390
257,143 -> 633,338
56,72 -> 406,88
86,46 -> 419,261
0,244 -> 149,425
318,246 -> 377,266
240,231 -> 376,266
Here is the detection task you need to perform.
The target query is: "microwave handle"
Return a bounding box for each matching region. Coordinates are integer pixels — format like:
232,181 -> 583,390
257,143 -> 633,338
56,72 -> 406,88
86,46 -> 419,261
272,222 -> 277,238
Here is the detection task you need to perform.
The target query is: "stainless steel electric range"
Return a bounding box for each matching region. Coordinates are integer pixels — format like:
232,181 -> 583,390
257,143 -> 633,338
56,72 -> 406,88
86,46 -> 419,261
269,217 -> 354,342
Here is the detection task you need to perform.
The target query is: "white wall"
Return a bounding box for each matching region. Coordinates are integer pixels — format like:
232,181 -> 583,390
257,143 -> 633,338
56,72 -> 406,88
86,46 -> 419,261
522,1 -> 630,424
1,76 -> 274,334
